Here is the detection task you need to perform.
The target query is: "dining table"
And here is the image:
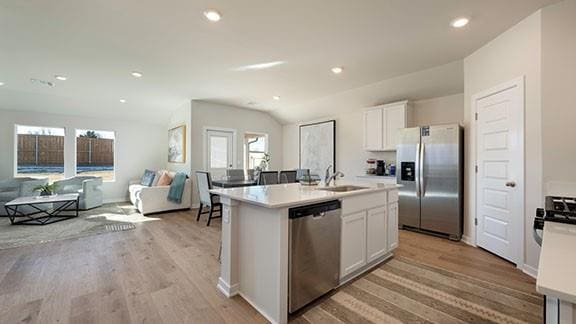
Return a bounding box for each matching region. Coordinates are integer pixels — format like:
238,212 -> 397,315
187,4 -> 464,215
212,179 -> 258,188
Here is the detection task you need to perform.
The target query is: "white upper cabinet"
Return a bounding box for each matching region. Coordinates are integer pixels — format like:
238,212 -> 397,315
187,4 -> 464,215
363,108 -> 383,151
363,101 -> 411,151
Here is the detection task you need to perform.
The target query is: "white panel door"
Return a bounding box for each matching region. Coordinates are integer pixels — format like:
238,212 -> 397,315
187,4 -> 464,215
205,129 -> 234,180
387,202 -> 399,251
385,105 -> 406,150
366,206 -> 387,263
341,211 -> 367,278
363,108 -> 383,151
475,80 -> 523,264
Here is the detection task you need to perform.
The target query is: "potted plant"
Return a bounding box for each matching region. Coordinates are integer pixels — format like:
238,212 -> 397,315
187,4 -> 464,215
34,183 -> 58,197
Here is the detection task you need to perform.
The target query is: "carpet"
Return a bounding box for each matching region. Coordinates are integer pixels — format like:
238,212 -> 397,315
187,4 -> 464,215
298,256 -> 543,324
0,202 -> 153,250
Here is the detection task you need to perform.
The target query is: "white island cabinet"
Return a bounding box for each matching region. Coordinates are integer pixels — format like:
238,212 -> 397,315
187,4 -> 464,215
211,182 -> 400,324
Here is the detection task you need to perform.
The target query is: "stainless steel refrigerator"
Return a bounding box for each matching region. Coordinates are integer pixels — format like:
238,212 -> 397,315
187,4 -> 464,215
396,124 -> 463,240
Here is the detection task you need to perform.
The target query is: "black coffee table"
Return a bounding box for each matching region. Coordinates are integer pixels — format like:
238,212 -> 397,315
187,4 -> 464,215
4,193 -> 80,225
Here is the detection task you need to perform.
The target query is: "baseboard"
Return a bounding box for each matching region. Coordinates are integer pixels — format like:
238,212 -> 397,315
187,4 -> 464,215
461,234 -> 476,247
522,264 -> 538,279
238,291 -> 280,324
339,252 -> 394,286
217,277 -> 239,297
103,198 -> 129,204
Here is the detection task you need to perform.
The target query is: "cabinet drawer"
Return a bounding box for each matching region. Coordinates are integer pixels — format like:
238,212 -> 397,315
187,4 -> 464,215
341,192 -> 387,215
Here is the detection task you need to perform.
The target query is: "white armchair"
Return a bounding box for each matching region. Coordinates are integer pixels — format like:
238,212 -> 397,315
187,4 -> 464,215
129,178 -> 191,215
0,177 -> 48,216
54,176 -> 104,210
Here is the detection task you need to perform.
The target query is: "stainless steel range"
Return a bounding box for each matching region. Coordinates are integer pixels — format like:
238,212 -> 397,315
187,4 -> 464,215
534,196 -> 576,246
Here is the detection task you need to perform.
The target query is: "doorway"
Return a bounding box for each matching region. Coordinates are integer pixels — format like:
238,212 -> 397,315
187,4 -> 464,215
474,77 -> 525,265
204,128 -> 236,180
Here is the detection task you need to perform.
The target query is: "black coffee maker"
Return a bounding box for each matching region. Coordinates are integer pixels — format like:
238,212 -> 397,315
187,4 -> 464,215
376,160 -> 386,176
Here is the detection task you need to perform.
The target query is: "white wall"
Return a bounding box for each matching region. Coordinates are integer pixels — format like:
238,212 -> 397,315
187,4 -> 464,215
463,11 -> 542,273
282,114 -> 396,181
190,101 -> 283,206
412,94 -> 464,126
282,94 -> 463,180
0,109 -> 165,202
166,102 -> 192,175
542,0 -> 576,196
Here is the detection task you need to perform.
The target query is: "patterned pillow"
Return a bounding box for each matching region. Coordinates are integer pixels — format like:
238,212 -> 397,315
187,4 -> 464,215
140,169 -> 156,187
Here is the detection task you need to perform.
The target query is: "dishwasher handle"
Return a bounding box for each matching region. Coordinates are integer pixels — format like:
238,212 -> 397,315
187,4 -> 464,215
289,200 -> 341,219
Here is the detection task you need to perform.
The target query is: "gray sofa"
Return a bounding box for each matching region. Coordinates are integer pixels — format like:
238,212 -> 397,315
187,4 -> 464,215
0,177 -> 48,216
54,176 -> 104,210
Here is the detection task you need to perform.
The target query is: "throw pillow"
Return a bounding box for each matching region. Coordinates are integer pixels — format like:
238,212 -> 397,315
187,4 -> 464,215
152,169 -> 166,186
157,172 -> 173,186
141,169 -> 156,187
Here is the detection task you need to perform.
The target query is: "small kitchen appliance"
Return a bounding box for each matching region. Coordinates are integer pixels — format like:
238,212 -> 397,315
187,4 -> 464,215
376,160 -> 386,176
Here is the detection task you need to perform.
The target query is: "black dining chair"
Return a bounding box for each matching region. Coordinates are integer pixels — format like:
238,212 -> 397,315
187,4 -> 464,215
279,170 -> 297,183
195,171 -> 222,226
258,171 -> 279,185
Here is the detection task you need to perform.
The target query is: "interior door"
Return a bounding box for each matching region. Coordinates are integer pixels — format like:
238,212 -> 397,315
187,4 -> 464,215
476,81 -> 523,264
206,129 -> 234,180
420,125 -> 462,239
396,127 -> 421,229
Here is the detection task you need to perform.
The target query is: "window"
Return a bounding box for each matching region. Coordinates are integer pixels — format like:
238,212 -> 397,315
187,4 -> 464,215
76,129 -> 115,181
245,133 -> 268,170
16,125 -> 65,182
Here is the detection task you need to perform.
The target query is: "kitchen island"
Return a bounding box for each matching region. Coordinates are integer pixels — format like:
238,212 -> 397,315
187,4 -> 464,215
210,182 -> 400,324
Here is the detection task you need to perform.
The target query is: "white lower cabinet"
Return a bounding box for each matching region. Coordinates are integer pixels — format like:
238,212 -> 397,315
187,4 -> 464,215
340,211 -> 367,278
388,202 -> 399,250
366,206 -> 388,263
340,194 -> 399,281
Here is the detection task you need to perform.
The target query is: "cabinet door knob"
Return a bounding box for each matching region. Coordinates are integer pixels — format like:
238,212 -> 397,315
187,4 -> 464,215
505,181 -> 516,188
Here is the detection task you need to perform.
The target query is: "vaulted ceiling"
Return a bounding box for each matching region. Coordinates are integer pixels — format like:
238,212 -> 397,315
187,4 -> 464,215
0,0 -> 559,124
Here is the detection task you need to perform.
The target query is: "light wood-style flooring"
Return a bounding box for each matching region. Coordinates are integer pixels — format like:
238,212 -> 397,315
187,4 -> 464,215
0,209 -> 539,323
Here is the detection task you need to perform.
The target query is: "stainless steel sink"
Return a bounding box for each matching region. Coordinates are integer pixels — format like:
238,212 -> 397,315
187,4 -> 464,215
316,185 -> 369,192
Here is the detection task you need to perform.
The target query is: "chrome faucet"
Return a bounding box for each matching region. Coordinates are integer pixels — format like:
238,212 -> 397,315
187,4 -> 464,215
324,165 -> 344,186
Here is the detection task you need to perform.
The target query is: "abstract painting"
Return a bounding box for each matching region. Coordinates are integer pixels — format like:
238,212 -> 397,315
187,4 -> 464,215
168,125 -> 186,163
299,120 -> 336,177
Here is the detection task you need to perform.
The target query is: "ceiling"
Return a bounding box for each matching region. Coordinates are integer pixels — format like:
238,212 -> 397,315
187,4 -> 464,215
0,0 -> 558,125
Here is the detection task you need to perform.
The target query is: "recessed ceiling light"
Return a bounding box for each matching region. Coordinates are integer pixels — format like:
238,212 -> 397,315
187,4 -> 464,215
119,99 -> 127,103
131,71 -> 143,78
204,10 -> 222,22
331,67 -> 344,74
54,75 -> 68,81
451,17 -> 470,28
273,96 -> 280,101
0,82 -> 4,86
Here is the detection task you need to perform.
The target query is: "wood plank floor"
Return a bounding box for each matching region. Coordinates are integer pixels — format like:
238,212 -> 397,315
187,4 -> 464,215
0,209 -> 539,324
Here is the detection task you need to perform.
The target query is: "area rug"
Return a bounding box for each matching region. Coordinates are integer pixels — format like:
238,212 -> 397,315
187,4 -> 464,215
0,202 -> 154,250
298,256 -> 543,324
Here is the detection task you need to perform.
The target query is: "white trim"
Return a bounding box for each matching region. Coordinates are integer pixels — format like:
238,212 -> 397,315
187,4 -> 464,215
472,76 -> 525,267
103,198 -> 129,204
522,264 -> 538,279
202,126 -> 238,171
461,235 -> 475,247
217,277 -> 239,297
238,292 -> 280,324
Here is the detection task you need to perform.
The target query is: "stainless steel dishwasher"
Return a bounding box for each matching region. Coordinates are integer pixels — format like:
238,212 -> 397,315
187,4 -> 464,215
288,200 -> 341,313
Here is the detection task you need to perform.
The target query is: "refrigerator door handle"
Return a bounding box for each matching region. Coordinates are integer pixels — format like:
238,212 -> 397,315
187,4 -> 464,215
420,143 -> 425,197
415,143 -> 421,198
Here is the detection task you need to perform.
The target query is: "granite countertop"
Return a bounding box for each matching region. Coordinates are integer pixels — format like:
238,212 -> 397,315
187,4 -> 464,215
536,222 -> 576,303
210,181 -> 400,209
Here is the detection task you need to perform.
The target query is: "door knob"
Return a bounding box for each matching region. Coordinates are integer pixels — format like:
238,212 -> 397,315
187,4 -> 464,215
505,181 -> 516,188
